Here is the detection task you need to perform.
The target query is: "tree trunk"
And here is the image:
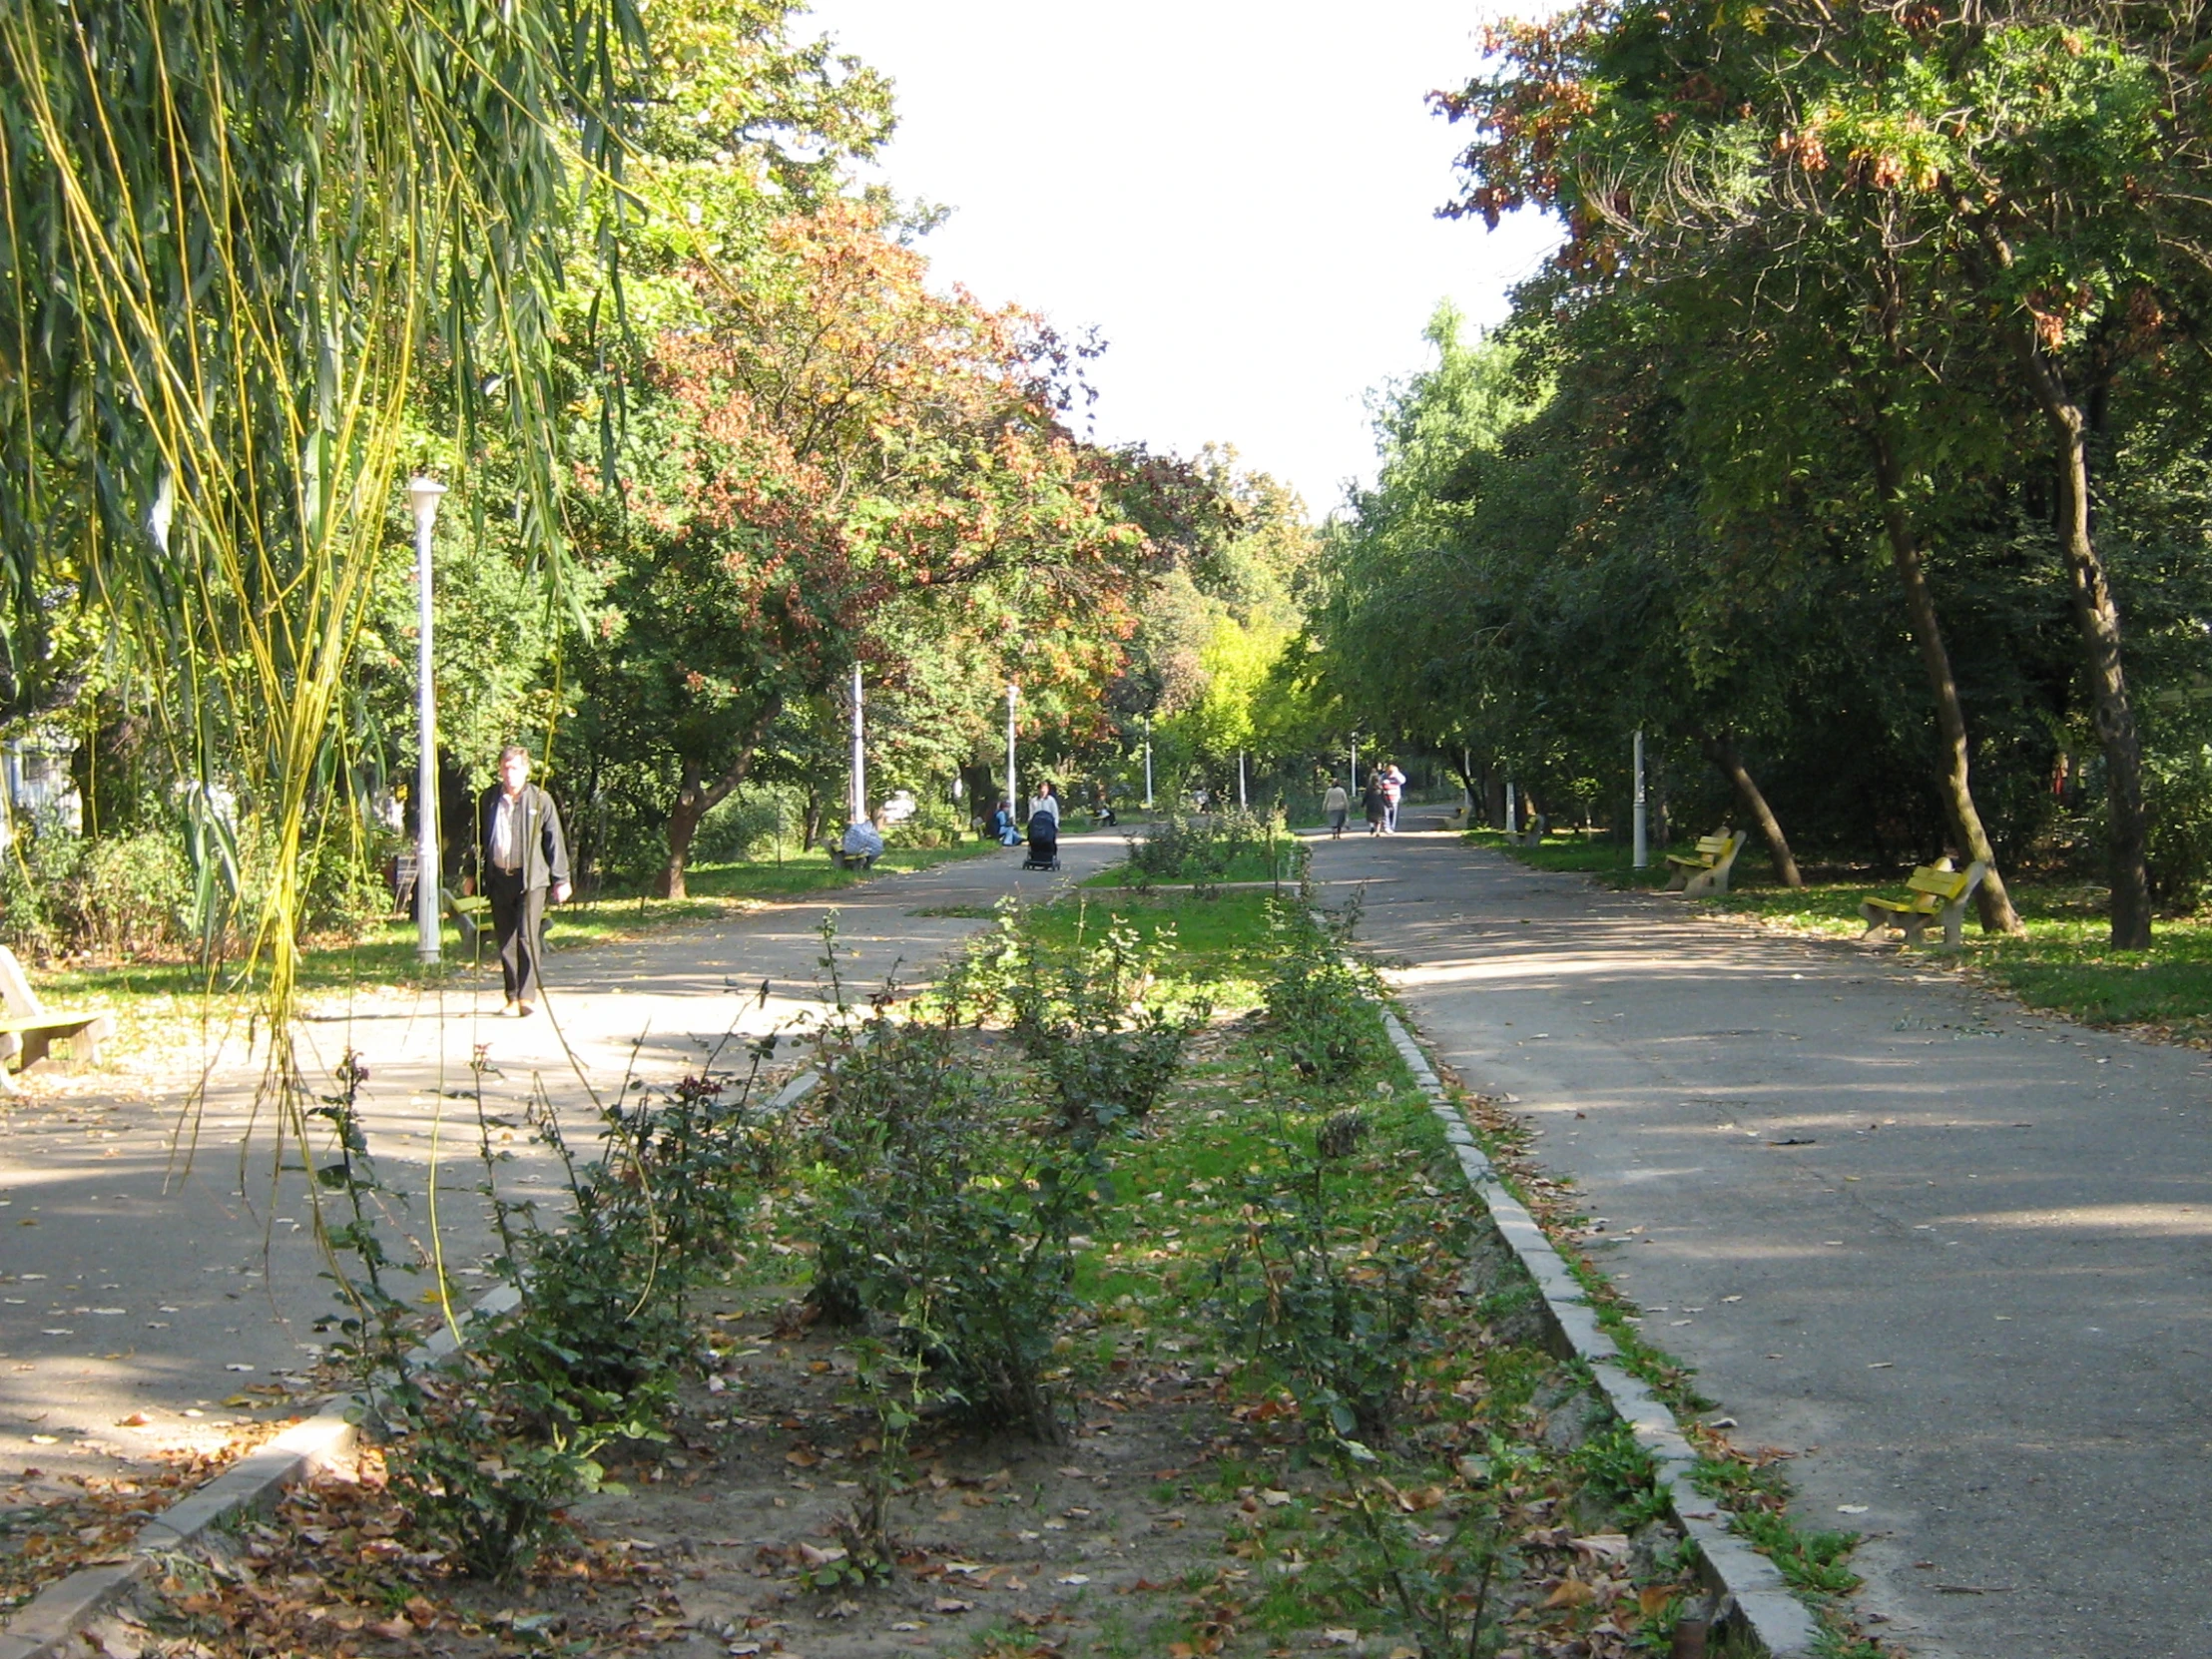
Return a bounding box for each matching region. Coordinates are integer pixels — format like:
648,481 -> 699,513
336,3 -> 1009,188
1867,424 -> 2026,935
660,737 -> 767,899
1703,731 -> 1802,888
801,787 -> 826,853
2012,331 -> 2152,947
660,761 -> 709,900
958,760 -> 998,825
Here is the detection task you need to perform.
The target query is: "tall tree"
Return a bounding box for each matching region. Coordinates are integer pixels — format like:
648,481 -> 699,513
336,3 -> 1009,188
0,0 -> 643,1042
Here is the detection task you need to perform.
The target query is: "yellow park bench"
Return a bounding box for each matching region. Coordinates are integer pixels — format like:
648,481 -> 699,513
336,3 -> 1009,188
1859,860 -> 1988,950
1664,829 -> 1747,896
0,944 -> 113,1094
1509,813 -> 1548,847
440,886 -> 490,956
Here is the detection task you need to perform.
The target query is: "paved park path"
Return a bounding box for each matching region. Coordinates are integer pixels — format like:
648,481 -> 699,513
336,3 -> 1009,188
1320,825 -> 2212,1659
0,834 -> 1119,1486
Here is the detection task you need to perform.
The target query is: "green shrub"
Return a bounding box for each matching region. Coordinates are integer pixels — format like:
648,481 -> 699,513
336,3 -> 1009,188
1208,1149 -> 1423,1441
807,1015 -> 1098,1438
1262,903 -> 1379,1083
1009,911 -> 1211,1142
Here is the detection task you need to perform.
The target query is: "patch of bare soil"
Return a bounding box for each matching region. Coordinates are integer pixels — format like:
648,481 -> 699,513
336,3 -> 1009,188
570,1291 -> 1241,1658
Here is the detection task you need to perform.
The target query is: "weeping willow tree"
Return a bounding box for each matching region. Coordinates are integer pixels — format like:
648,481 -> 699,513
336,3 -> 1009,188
0,0 -> 642,1093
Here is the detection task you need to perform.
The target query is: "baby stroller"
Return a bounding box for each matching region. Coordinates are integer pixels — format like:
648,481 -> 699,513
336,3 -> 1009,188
1021,809 -> 1061,871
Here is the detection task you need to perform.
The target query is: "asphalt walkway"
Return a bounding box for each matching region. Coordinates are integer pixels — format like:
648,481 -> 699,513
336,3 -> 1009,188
0,835 -> 1118,1484
1320,825 -> 2212,1659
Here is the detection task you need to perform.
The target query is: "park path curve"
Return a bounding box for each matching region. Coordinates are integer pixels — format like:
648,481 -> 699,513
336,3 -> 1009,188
1318,825 -> 2212,1659
0,834 -> 1119,1492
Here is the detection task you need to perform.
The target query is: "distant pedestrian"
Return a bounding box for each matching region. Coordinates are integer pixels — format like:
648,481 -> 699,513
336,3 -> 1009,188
1363,777 -> 1386,835
1322,778 -> 1350,837
1029,781 -> 1060,826
1381,763 -> 1406,833
476,744 -> 571,1016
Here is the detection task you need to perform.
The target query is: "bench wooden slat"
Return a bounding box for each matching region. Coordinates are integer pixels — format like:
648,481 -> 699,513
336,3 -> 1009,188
1905,867 -> 1971,900
1860,860 -> 1986,950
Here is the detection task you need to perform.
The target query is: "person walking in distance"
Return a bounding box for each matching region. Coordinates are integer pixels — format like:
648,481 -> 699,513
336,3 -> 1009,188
477,744 -> 571,1016
1380,761 -> 1406,833
1322,777 -> 1350,837
1363,775 -> 1387,836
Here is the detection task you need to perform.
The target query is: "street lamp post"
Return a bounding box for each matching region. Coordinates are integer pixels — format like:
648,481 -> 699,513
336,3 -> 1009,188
849,662 -> 866,827
407,475 -> 447,964
1350,733 -> 1359,793
1238,750 -> 1247,810
1632,729 -> 1648,868
1005,682 -> 1018,819
1142,714 -> 1153,809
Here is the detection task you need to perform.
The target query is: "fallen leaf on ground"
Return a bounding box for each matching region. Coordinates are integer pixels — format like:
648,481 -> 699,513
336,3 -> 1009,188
1543,1576 -> 1597,1609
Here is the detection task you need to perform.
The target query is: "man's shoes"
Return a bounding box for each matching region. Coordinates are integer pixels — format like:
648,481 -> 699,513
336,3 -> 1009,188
501,999 -> 520,1017
516,1001 -> 535,1017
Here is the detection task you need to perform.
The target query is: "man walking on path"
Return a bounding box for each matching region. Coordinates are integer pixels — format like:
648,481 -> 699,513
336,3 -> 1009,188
477,743 -> 571,1016
1322,777 -> 1350,836
1313,824 -> 2212,1659
1380,761 -> 1405,832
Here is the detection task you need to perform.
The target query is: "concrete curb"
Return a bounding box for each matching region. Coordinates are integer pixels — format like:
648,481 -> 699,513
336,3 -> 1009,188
0,1060 -> 831,1659
1380,1007 -> 1822,1659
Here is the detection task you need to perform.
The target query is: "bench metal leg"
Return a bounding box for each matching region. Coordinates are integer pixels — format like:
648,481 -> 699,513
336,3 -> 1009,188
1940,903 -> 1966,951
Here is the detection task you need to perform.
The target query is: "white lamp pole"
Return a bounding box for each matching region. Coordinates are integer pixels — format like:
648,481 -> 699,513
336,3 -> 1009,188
1350,733 -> 1359,793
1632,729 -> 1648,868
407,476 -> 447,964
1505,779 -> 1517,834
1005,682 -> 1018,817
1142,714 -> 1154,809
849,662 -> 866,826
1238,750 -> 1247,809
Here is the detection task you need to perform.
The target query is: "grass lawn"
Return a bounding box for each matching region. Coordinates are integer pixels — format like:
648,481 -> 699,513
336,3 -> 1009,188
19,838 -> 1007,1050
1468,827 -> 2212,1042
1020,886 -> 1300,1010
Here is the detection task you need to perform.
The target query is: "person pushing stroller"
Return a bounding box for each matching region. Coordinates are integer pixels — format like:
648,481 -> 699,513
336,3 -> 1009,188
1022,802 -> 1061,870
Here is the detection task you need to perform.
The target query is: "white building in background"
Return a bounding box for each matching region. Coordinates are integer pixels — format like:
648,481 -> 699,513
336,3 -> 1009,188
0,733 -> 83,853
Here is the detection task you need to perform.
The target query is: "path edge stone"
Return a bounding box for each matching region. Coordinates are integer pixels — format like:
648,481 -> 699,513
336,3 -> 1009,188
0,1066 -> 830,1659
1379,1006 -> 1823,1659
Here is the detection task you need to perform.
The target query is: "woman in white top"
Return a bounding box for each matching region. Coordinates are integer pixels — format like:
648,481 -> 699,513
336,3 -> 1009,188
1028,782 -> 1060,824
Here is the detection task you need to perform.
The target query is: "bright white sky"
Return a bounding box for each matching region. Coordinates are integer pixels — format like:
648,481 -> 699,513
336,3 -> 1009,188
803,1 -> 1561,519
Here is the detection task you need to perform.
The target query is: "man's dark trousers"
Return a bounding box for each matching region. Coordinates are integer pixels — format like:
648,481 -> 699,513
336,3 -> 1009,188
485,866 -> 548,1005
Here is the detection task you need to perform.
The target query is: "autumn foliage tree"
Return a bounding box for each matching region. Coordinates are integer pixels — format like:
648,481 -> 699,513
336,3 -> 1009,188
574,202 -> 1145,895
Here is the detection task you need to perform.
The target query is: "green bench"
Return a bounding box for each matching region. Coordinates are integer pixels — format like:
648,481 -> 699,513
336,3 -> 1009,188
1859,860 -> 1988,950
0,945 -> 113,1094
440,886 -> 489,955
1665,830 -> 1746,896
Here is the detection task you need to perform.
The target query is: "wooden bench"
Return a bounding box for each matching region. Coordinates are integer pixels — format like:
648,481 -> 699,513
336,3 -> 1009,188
1859,860 -> 1988,950
440,886 -> 489,954
830,846 -> 876,871
1665,830 -> 1747,896
0,945 -> 113,1093
1509,813 -> 1547,847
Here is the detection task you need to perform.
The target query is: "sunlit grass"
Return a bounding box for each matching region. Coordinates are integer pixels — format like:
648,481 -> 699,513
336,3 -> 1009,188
1469,828 -> 2212,1039
25,838 -> 1007,1034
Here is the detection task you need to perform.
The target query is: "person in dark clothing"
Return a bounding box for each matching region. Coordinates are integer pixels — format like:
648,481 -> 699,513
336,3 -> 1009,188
476,744 -> 571,1015
1363,777 -> 1387,836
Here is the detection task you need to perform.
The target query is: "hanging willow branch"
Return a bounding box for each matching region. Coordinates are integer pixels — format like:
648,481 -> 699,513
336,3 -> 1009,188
0,0 -> 642,1112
